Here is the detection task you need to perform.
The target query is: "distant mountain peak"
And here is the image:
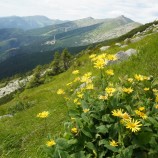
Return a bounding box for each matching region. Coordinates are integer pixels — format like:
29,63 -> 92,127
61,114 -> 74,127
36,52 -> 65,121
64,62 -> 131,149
86,17 -> 94,19
116,15 -> 133,22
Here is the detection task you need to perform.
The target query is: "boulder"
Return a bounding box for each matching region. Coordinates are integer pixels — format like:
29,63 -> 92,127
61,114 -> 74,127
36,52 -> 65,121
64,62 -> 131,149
108,48 -> 137,65
125,49 -> 137,56
100,46 -> 110,51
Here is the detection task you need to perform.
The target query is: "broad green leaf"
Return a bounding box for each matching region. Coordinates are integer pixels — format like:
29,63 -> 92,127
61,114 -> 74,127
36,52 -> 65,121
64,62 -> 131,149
69,109 -> 79,117
96,125 -> 108,134
102,114 -> 114,122
81,128 -> 93,138
56,138 -> 70,150
68,139 -> 78,145
133,131 -> 153,145
71,151 -> 86,158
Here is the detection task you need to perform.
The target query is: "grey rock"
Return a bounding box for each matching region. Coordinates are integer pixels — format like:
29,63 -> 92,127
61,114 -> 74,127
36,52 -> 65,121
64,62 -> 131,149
130,36 -> 143,43
115,43 -> 121,46
125,48 -> 137,56
108,48 -> 137,65
121,44 -> 128,48
0,75 -> 33,98
100,46 -> 110,51
0,114 -> 13,119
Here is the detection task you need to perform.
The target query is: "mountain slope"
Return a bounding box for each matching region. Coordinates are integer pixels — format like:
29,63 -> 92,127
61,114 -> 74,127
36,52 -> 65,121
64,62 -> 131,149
0,22 -> 158,157
0,16 -> 141,79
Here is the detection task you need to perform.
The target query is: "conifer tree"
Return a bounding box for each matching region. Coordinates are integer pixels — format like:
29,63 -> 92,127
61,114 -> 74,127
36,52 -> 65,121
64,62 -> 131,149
51,51 -> 61,75
61,49 -> 72,71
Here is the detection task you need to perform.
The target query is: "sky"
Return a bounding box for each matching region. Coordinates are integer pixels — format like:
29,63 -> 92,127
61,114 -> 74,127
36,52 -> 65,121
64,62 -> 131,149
0,0 -> 158,23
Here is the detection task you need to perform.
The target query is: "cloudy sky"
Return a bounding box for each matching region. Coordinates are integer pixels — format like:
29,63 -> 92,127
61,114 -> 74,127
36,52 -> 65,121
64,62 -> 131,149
0,0 -> 158,23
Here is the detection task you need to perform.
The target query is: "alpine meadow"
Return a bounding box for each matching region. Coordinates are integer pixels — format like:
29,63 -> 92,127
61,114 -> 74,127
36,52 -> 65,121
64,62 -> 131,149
0,1 -> 158,158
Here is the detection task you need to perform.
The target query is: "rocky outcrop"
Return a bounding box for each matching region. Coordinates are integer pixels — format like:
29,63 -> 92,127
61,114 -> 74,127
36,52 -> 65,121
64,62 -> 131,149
108,48 -> 137,65
0,76 -> 32,98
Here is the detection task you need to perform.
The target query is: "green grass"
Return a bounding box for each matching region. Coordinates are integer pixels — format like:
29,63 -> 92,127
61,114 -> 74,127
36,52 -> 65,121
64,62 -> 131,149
0,32 -> 158,157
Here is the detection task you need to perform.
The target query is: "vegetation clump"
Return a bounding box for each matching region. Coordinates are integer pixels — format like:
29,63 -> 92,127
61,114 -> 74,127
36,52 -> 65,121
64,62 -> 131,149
44,52 -> 158,158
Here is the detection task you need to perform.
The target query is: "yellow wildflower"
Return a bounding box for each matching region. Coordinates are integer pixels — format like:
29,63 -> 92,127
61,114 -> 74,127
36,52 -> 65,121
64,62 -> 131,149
153,89 -> 158,93
106,69 -> 114,76
94,58 -> 105,69
86,84 -> 94,90
155,105 -> 158,109
109,140 -> 118,147
66,82 -> 73,86
83,109 -> 90,113
135,110 -> 147,119
74,98 -> 78,103
127,78 -> 133,83
77,93 -> 83,98
144,88 -> 149,91
72,70 -> 79,75
125,119 -> 142,132
74,77 -> 80,82
76,102 -> 81,105
99,95 -> 108,100
98,53 -> 107,59
139,107 -> 145,111
80,72 -> 92,83
105,87 -> 116,95
121,112 -> 131,120
57,89 -> 65,95
71,127 -> 78,134
112,109 -> 124,117
89,54 -> 96,59
46,140 -> 56,147
122,87 -> 133,94
107,54 -> 117,61
134,74 -> 144,81
81,76 -> 89,83
37,111 -> 49,118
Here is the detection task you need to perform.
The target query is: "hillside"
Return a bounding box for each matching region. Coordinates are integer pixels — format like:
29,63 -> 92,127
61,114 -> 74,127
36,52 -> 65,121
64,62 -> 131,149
0,21 -> 158,157
0,16 -> 140,79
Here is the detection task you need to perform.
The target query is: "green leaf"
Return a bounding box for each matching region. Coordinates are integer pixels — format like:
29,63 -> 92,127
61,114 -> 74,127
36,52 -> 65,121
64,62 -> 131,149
56,138 -> 70,150
133,131 -> 153,145
71,151 -> 86,158
86,142 -> 96,151
96,125 -> 108,134
102,114 -> 114,123
68,139 -> 78,145
148,117 -> 158,128
86,142 -> 97,157
81,113 -> 89,123
119,146 -> 133,158
81,128 -> 93,138
104,144 -> 118,152
69,109 -> 79,117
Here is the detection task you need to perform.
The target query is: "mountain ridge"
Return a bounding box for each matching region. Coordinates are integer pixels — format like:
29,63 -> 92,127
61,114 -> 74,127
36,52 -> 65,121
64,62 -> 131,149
0,15 -> 67,30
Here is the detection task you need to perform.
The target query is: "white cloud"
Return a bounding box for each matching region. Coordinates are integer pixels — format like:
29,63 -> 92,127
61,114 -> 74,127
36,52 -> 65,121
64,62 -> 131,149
0,0 -> 158,23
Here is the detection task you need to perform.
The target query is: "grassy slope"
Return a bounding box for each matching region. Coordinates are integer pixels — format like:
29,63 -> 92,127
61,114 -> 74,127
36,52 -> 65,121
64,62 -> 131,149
0,32 -> 158,157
